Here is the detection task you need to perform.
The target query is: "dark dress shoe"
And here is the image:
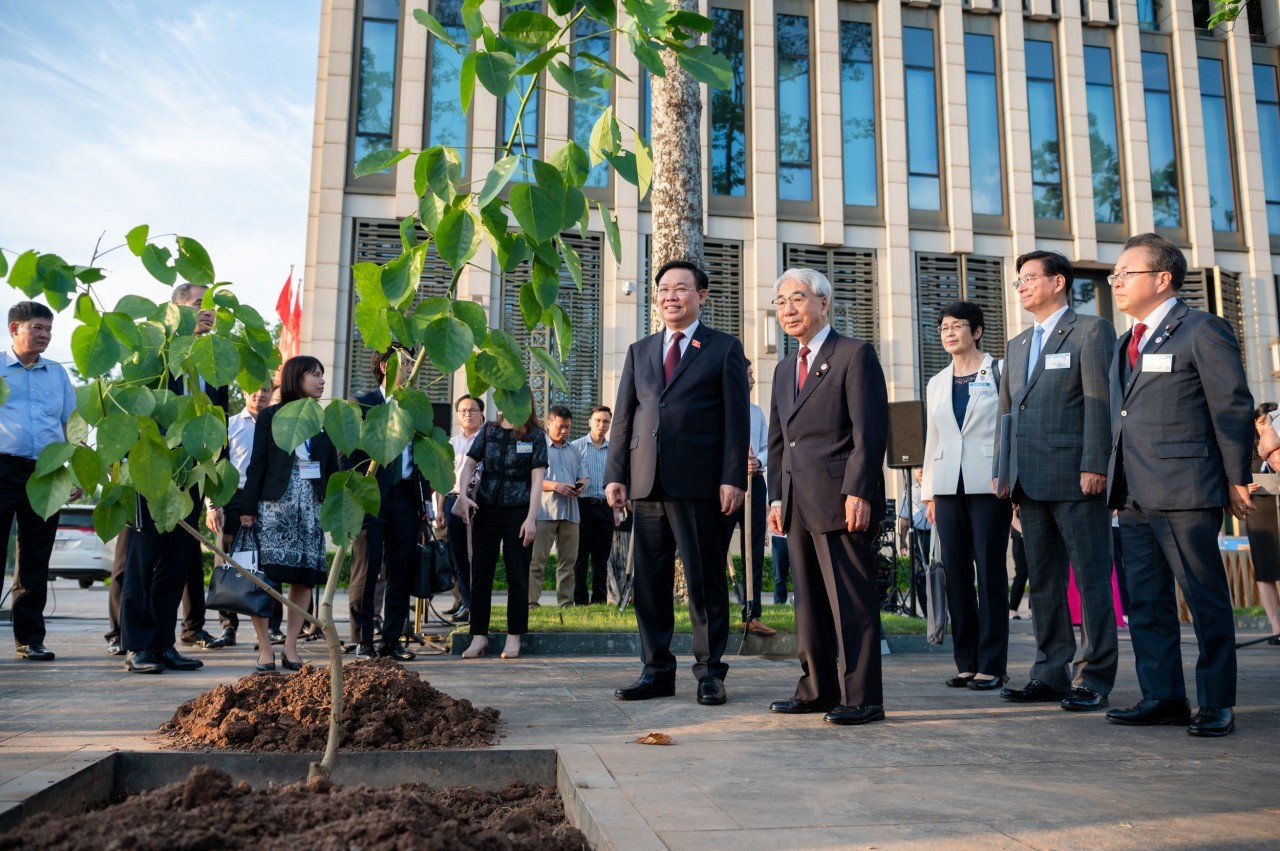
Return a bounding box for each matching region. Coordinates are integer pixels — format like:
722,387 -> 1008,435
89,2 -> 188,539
1268,636 -> 1280,646
182,630 -> 228,649
697,677 -> 727,706
944,674 -> 975,688
280,656 -> 303,671
967,676 -> 1006,691
823,705 -> 886,726
770,697 -> 837,714
451,607 -> 470,624
1061,687 -> 1109,711
379,644 -> 416,662
614,674 -> 676,701
126,649 -> 165,674
354,643 -> 378,661
106,639 -> 124,656
16,644 -> 55,661
158,647 -> 204,671
1105,698 -> 1192,726
1000,679 -> 1064,702
219,629 -> 237,647
1188,707 -> 1234,737
256,660 -> 277,673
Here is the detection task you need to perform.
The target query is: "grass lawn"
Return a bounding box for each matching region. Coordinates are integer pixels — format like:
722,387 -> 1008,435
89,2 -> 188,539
471,604 -> 926,635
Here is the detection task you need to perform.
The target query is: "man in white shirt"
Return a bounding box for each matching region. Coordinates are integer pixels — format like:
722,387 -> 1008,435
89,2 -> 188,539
571,406 -> 615,605
433,394 -> 485,623
529,406 -> 588,607
722,360 -> 775,636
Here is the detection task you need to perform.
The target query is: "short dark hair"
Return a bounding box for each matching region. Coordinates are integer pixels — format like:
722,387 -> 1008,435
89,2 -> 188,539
745,358 -> 752,367
1123,232 -> 1187,292
1015,250 -> 1074,291
372,343 -> 412,382
589,405 -> 612,416
937,301 -> 985,343
279,355 -> 324,403
1257,402 -> 1278,420
547,405 -> 573,421
455,394 -> 484,413
654,259 -> 710,291
8,302 -> 53,325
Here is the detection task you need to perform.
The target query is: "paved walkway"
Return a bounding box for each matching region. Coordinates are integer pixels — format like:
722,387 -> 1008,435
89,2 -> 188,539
3,580 -> 1280,849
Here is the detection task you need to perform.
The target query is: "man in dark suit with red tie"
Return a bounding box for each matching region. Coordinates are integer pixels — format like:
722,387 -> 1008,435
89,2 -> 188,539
766,267 -> 889,726
606,259 -> 749,706
1105,232 -> 1255,737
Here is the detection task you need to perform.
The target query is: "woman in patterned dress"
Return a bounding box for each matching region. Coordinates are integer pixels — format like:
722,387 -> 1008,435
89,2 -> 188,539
240,356 -> 340,672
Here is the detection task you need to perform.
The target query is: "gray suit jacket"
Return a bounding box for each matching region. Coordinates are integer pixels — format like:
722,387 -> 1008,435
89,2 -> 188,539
1106,301 -> 1254,511
995,308 -> 1116,502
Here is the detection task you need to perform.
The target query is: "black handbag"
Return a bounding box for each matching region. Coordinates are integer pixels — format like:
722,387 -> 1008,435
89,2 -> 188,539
413,521 -> 455,598
206,526 -> 277,619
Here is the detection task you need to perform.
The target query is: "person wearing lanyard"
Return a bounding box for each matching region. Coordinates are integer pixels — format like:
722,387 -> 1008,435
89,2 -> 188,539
240,356 -> 340,672
0,302 -> 77,661
433,394 -> 486,623
571,405 -> 615,606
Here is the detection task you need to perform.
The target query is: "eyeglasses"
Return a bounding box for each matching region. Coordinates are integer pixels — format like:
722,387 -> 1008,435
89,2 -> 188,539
1106,270 -> 1158,287
771,292 -> 812,309
655,286 -> 695,299
938,322 -> 970,335
457,408 -> 482,416
1011,273 -> 1052,290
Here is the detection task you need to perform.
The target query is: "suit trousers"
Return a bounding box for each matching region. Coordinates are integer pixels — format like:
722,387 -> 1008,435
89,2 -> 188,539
179,546 -> 209,642
1118,500 -> 1236,708
772,534 -> 793,605
529,519 -> 578,606
721,474 -> 766,619
632,497 -> 730,681
575,501 -> 614,605
1009,529 -> 1029,612
120,497 -> 200,653
788,521 -> 883,706
106,525 -> 127,641
0,457 -> 59,647
932,491 -> 1012,677
443,494 -> 472,609
350,480 -> 418,649
1018,495 -> 1117,693
470,503 -> 532,637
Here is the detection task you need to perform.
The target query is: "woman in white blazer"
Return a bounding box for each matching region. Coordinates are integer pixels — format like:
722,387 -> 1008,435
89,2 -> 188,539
921,301 -> 1013,691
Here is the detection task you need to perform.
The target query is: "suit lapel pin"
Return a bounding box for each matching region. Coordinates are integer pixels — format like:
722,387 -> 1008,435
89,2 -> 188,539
1154,336 -> 1163,344
691,339 -> 701,349
820,363 -> 828,372
1057,329 -> 1064,335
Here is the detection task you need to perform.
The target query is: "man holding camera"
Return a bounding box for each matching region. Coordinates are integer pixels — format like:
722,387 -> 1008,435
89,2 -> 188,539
528,406 -> 588,607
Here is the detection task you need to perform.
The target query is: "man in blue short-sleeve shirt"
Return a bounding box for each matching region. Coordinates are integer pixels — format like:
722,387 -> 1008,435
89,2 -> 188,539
0,301 -> 77,661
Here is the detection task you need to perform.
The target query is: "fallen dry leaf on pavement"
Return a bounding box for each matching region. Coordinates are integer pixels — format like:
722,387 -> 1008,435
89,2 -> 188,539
633,732 -> 673,745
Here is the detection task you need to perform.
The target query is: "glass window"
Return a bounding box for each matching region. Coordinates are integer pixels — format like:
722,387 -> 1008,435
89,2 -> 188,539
1142,51 -> 1182,228
1137,0 -> 1159,30
964,32 -> 1003,217
353,0 -> 400,171
640,71 -> 651,144
1084,45 -> 1123,224
904,26 -> 941,212
1025,39 -> 1064,220
1192,0 -> 1212,29
502,1 -> 541,181
840,19 -> 877,208
1253,64 -> 1280,234
776,13 -> 812,202
1199,57 -> 1238,232
426,0 -> 467,171
710,7 -> 747,197
572,16 -> 612,188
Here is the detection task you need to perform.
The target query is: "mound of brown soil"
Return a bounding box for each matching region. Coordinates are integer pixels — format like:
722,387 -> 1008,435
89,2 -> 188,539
159,658 -> 500,752
0,765 -> 586,851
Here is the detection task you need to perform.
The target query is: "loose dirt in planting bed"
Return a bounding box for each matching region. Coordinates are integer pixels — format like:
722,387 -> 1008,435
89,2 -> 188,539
159,658 -> 501,752
0,765 -> 587,850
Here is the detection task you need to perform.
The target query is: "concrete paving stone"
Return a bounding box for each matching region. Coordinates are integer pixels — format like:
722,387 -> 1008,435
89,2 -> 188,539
657,822 -> 1033,851
994,811 -> 1280,850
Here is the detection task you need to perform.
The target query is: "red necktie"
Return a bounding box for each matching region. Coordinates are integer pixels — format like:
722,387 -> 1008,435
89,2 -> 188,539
797,346 -> 811,395
664,330 -> 685,385
1128,323 -> 1147,370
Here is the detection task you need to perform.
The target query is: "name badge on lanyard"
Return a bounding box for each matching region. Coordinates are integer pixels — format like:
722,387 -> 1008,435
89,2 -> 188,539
516,442 -> 533,455
297,461 -> 321,480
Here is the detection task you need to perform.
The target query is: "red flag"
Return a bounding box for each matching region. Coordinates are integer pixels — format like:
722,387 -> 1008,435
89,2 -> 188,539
276,272 -> 301,361
276,273 -> 293,324
286,284 -> 302,360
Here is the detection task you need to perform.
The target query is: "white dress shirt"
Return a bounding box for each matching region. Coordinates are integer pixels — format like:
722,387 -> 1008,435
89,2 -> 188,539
449,430 -> 480,493
1035,303 -> 1071,340
749,403 -> 768,470
796,324 -> 832,388
662,319 -> 700,362
227,409 -> 256,487
1133,296 -> 1179,350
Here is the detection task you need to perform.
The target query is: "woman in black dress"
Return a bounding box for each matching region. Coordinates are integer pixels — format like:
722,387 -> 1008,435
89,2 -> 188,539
241,356 -> 340,671
1247,403 -> 1280,643
452,406 -> 547,659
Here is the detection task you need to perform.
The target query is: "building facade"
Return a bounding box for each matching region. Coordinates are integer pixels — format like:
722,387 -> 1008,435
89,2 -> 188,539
304,0 -> 1280,439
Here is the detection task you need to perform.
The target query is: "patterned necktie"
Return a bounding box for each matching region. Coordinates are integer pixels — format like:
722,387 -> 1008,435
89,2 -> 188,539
1026,326 -> 1044,382
664,330 -> 685,385
1128,323 -> 1148,370
797,346 -> 811,396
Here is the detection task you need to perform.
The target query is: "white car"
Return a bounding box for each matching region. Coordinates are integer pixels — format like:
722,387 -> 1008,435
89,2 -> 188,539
48,505 -> 117,588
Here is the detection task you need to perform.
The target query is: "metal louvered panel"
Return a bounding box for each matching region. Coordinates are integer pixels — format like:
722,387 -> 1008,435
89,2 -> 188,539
643,236 -> 744,338
1211,268 -> 1247,373
348,219 -> 453,401
779,244 -> 879,358
965,255 -> 1007,357
914,252 -> 1006,391
1180,269 -> 1209,313
500,232 -> 603,435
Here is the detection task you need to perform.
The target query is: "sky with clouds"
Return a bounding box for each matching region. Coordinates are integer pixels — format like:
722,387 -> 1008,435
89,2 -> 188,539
0,0 -> 321,367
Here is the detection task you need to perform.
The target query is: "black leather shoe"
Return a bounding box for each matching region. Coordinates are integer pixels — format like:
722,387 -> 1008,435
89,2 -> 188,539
1105,698 -> 1192,726
126,649 -> 165,674
379,644 -> 416,662
280,656 -> 303,671
823,705 -> 886,726
158,646 -> 204,671
944,674 -> 975,688
181,630 -> 228,649
1000,679 -> 1064,702
451,607 -> 470,624
770,697 -> 837,714
218,629 -> 237,648
106,639 -> 124,656
1188,706 -> 1234,737
967,676 -> 1006,691
614,674 -> 676,701
16,644 -> 55,661
354,643 -> 377,661
1061,687 -> 1109,712
697,677 -> 727,706
256,658 -> 277,673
